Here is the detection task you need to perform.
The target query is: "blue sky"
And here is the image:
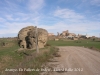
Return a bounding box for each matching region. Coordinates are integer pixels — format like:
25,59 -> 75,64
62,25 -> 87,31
0,0 -> 100,37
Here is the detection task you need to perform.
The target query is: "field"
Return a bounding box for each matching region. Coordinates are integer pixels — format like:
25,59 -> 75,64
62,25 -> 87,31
0,38 -> 100,75
0,39 -> 58,75
47,39 -> 100,50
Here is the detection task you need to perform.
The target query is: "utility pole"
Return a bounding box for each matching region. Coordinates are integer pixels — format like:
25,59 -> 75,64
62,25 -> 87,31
35,26 -> 39,53
99,33 -> 100,38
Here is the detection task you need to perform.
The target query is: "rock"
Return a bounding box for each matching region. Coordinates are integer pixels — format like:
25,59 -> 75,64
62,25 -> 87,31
54,38 -> 59,41
1,42 -> 8,46
18,26 -> 48,49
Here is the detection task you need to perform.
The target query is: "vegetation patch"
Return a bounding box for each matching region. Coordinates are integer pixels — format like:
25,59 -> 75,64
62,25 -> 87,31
0,39 -> 59,75
47,40 -> 100,50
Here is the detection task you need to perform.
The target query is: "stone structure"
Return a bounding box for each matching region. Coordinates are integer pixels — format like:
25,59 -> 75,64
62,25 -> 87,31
48,33 -> 54,36
78,34 -> 90,39
61,30 -> 69,36
18,26 -> 48,49
57,32 -> 60,36
2,42 -> 8,46
54,38 -> 59,41
59,30 -> 76,39
67,33 -> 76,38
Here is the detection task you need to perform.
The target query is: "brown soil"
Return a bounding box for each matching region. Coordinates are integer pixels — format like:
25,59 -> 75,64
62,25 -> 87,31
40,46 -> 100,75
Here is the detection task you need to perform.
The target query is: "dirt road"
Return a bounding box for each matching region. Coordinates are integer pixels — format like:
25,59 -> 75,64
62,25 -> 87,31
42,46 -> 100,75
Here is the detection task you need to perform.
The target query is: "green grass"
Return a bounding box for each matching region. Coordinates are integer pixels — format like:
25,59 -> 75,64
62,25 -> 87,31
47,40 -> 100,50
0,40 -> 36,73
0,40 -> 25,73
0,39 -> 59,75
0,40 -> 21,58
1,38 -> 99,75
26,46 -> 58,75
1,46 -> 58,75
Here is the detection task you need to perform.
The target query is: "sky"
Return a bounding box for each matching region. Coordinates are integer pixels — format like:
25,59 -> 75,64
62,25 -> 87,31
0,0 -> 100,37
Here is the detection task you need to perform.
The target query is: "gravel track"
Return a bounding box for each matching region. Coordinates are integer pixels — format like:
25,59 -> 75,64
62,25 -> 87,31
47,46 -> 100,75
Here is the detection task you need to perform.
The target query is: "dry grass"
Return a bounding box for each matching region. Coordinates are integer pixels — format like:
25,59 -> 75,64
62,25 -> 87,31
0,55 -> 12,71
1,46 -> 59,75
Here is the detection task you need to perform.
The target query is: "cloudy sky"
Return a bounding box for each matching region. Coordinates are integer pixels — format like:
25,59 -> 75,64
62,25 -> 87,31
0,0 -> 100,37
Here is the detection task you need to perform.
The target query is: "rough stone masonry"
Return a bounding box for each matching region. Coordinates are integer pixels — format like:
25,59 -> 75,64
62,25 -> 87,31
18,26 -> 48,49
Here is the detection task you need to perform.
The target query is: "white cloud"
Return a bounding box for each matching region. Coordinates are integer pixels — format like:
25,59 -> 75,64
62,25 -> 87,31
28,0 -> 45,11
5,0 -> 19,10
31,16 -> 40,25
54,8 -> 84,19
0,0 -> 100,37
5,15 -> 14,21
81,0 -> 100,6
0,20 -> 100,37
0,17 -> 6,22
40,21 -> 100,37
91,0 -> 100,6
33,19 -> 99,36
0,22 -> 34,35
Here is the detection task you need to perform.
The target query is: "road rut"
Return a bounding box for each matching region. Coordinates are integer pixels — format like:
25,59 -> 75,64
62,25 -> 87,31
47,46 -> 100,75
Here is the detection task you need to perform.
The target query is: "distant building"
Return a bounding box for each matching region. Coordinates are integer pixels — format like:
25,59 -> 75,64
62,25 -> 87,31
67,33 -> 76,38
60,30 -> 77,39
72,37 -> 78,40
78,34 -> 90,39
48,33 -> 54,36
86,34 -> 90,38
92,36 -> 95,38
91,36 -> 98,39
61,30 -> 69,36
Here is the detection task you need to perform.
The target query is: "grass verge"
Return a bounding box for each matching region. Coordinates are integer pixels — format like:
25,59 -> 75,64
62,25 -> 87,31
47,40 -> 100,50
1,46 -> 59,75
